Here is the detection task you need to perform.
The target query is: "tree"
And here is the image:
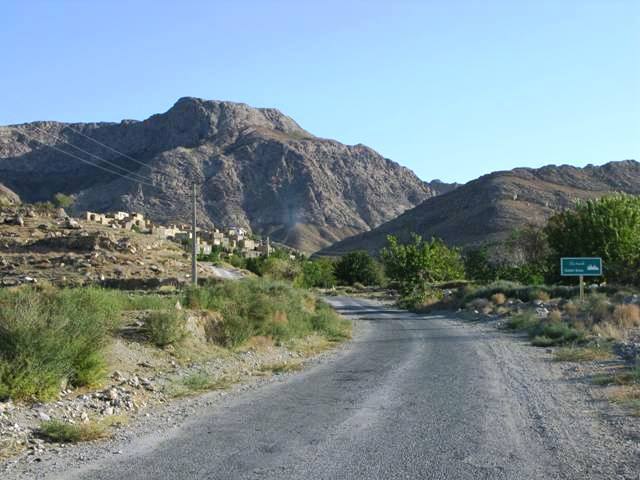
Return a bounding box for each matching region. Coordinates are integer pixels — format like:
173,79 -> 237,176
545,195 -> 640,285
334,251 -> 383,286
380,234 -> 464,291
300,258 -> 336,288
464,246 -> 498,283
52,193 -> 75,209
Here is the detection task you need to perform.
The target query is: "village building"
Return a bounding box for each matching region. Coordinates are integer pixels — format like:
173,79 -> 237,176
84,210 -> 271,259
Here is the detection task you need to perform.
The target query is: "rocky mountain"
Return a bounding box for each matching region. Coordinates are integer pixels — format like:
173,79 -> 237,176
318,160 -> 640,255
0,97 -> 451,252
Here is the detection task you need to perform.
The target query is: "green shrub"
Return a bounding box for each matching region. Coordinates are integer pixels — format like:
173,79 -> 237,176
52,192 -> 75,209
183,279 -> 349,347
545,195 -> 640,285
300,258 -> 336,288
144,310 -> 186,347
334,251 -> 384,286
0,286 -> 121,400
530,321 -> 584,346
504,311 -> 540,331
381,234 -> 464,292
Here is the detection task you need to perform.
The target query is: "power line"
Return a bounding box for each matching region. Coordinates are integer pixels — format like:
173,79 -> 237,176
26,125 -> 155,185
62,124 -> 178,181
11,127 -> 157,187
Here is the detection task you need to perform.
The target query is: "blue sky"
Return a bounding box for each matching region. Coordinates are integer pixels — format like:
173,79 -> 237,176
1,1 -> 638,183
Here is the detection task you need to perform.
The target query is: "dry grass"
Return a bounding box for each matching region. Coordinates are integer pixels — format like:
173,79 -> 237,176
535,290 -> 551,302
167,373 -> 236,398
607,386 -> 640,416
271,310 -> 289,327
238,335 -> 275,352
563,302 -> 579,321
259,361 -> 304,374
287,334 -> 334,356
37,420 -> 109,443
553,345 -> 613,362
0,437 -> 26,460
593,366 -> 640,386
592,322 -> 626,341
548,310 -> 563,323
611,304 -> 640,329
490,293 -> 506,305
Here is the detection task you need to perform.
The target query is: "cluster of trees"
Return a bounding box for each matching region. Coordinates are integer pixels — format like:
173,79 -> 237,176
465,195 -> 640,286
206,195 -> 640,291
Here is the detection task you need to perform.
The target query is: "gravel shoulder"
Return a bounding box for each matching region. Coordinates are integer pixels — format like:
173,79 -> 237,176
3,297 -> 639,479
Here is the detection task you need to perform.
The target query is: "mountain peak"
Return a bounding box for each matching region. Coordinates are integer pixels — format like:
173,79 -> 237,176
165,97 -> 311,139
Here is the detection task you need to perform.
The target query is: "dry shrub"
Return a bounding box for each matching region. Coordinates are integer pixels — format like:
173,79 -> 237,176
243,336 -> 274,350
548,310 -> 563,323
592,322 -> 625,341
571,320 -> 587,332
587,294 -> 611,324
612,304 -> 640,329
535,290 -> 551,302
607,386 -> 640,403
272,310 -> 289,327
491,293 -> 506,305
563,302 -> 579,320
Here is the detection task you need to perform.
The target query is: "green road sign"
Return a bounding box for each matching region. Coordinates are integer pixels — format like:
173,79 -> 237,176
560,257 -> 602,276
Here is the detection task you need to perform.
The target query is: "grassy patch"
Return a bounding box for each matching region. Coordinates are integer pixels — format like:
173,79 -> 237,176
182,279 -> 350,347
259,361 -> 304,374
504,311 -> 540,331
607,387 -> 640,415
554,344 -> 613,362
503,310 -> 584,347
167,373 -> 235,398
593,366 -> 640,386
530,322 -> 584,347
37,420 -> 108,443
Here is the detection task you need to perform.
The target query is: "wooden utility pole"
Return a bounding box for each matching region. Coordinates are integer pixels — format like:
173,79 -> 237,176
191,183 -> 198,286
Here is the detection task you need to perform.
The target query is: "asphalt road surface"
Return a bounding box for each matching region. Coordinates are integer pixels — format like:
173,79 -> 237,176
56,296 -> 637,480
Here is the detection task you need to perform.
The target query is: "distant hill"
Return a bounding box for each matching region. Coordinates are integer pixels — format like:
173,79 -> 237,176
318,160 -> 640,256
0,97 -> 453,252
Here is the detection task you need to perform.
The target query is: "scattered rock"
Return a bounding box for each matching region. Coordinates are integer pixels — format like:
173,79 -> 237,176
37,412 -> 51,422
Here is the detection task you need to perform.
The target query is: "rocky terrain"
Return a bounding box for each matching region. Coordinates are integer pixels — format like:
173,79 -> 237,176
0,203 -> 240,288
0,323 -> 339,470
0,98 -> 452,253
319,160 -> 640,255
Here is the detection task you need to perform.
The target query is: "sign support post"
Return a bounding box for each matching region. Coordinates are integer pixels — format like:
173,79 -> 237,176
579,275 -> 584,302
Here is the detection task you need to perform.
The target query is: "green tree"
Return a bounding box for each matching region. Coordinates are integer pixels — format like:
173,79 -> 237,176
380,234 -> 464,291
545,195 -> 640,285
334,251 -> 383,286
52,193 -> 75,209
301,258 -> 336,288
464,246 -> 498,283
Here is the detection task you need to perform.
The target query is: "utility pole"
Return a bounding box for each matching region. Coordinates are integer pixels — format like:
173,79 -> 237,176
191,183 -> 198,286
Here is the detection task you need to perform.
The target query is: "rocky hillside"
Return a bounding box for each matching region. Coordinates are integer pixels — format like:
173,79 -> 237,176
0,98 -> 450,252
319,160 -> 640,255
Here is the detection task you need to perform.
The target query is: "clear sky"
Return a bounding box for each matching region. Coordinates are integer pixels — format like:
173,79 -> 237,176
1,0 -> 638,183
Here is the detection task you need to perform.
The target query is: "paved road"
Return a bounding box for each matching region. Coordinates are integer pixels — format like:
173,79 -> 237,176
58,297 -> 636,480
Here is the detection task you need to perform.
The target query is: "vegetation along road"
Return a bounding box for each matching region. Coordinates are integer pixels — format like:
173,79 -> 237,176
39,296 -> 638,479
